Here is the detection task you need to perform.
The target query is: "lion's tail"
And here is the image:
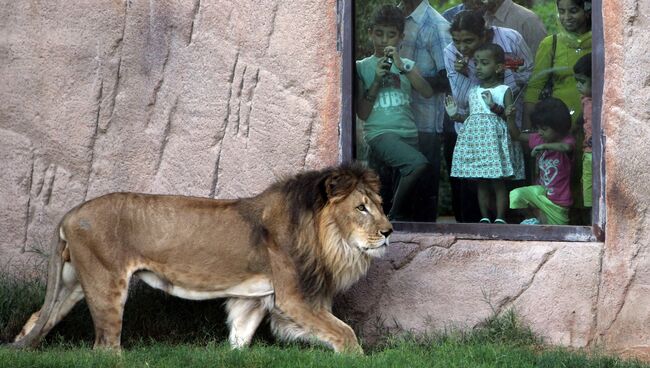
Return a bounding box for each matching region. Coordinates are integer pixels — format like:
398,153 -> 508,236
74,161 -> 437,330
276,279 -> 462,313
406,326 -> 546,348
9,224 -> 68,349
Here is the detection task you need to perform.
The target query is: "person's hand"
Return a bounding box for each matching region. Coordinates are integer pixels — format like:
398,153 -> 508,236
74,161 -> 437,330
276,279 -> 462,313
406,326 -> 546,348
481,90 -> 494,107
454,56 -> 469,76
445,95 -> 459,119
505,104 -> 516,117
374,57 -> 390,80
384,46 -> 403,71
531,144 -> 546,156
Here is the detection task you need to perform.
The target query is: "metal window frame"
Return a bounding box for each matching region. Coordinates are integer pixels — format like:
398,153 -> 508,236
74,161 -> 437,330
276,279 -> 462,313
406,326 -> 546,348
338,0 -> 604,242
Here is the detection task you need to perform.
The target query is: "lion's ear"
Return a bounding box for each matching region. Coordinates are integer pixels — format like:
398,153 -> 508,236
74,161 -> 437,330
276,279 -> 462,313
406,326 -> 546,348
324,171 -> 357,201
362,169 -> 381,195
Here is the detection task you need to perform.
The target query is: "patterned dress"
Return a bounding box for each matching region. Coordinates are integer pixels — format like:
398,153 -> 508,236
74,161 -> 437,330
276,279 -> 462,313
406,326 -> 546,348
451,85 -> 524,179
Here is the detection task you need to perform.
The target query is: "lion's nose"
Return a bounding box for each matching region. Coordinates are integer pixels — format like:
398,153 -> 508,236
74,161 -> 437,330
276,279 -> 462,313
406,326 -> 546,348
381,228 -> 393,238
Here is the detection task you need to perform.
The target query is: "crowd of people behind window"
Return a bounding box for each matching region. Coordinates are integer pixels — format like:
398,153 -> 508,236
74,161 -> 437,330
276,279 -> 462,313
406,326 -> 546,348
355,0 -> 593,225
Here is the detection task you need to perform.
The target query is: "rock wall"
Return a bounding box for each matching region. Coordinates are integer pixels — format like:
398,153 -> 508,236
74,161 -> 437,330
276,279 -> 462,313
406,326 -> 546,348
595,0 -> 650,359
0,0 -> 341,269
2,0 -> 650,360
335,234 -> 602,347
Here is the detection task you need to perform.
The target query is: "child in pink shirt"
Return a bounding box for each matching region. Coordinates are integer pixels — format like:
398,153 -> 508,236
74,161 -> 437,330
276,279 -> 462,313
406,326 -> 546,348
507,98 -> 575,225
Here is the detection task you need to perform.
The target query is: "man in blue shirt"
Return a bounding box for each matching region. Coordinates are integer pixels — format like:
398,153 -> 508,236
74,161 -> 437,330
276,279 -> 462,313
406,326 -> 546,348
399,0 -> 452,221
442,0 -> 483,22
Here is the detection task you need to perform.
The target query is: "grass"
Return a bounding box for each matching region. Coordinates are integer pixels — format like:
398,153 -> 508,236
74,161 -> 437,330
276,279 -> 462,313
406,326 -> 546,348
1,330 -> 649,368
0,263 -> 47,343
1,272 -> 649,368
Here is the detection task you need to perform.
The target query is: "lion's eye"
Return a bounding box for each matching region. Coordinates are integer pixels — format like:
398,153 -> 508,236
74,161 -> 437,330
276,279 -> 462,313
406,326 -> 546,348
356,204 -> 367,212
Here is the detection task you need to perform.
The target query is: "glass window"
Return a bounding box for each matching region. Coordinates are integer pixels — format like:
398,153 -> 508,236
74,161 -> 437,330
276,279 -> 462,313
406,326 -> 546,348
340,0 -> 604,241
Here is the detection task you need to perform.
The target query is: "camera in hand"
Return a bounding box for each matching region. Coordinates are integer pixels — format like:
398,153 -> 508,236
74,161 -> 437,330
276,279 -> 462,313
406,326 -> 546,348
384,55 -> 393,70
380,55 -> 398,87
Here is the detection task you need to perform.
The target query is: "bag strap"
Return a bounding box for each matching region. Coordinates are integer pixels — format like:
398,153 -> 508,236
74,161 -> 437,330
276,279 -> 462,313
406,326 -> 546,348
549,34 -> 557,71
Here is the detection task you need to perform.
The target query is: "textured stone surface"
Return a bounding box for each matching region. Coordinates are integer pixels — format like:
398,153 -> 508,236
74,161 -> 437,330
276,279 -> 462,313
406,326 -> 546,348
510,243 -> 602,347
335,234 -> 602,347
0,129 -> 33,268
595,0 -> 650,359
1,0 -> 340,267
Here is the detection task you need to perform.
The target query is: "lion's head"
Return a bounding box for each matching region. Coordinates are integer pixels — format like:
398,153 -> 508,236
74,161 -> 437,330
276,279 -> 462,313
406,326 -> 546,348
321,167 -> 392,258
280,164 -> 393,297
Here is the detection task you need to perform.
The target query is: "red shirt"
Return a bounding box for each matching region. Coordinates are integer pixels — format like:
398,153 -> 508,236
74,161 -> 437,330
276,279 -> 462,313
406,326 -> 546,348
529,133 -> 576,207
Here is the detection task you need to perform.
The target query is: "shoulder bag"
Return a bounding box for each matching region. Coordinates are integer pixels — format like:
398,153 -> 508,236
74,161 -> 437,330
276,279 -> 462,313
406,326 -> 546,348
538,34 -> 557,100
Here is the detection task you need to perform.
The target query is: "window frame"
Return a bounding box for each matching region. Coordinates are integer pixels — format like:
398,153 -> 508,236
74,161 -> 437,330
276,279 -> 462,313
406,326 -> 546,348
339,0 -> 605,242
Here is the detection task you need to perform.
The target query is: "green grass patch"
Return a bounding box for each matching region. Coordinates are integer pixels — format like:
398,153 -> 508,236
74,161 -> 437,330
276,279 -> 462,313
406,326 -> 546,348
2,272 -> 649,367
0,265 -> 47,343
2,335 -> 649,368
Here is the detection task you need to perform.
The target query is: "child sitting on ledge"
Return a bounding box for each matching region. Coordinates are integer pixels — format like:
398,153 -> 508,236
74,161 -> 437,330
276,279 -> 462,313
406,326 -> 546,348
508,98 -> 575,225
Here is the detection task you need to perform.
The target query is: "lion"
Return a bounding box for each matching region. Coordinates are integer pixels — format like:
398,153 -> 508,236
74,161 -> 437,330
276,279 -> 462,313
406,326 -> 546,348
11,164 -> 392,353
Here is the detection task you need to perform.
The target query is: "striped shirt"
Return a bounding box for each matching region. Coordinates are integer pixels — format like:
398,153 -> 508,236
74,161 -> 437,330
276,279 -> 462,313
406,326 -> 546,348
484,0 -> 547,56
444,26 -> 533,129
441,3 -> 465,23
400,1 -> 452,134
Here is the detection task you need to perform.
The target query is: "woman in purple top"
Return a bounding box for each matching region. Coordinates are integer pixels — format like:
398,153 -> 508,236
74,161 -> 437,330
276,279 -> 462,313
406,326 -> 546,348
444,10 -> 534,131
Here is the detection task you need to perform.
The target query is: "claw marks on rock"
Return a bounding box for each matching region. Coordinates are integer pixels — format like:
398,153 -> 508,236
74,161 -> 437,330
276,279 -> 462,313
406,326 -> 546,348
22,160 -> 85,255
22,161 -> 56,254
188,0 -> 201,45
224,54 -> 260,141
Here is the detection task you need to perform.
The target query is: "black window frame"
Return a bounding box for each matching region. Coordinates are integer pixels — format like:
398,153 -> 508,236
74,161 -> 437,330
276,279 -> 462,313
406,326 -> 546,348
338,0 -> 605,242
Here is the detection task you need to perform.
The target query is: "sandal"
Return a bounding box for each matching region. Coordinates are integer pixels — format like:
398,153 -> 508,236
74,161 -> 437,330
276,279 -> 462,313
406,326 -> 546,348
494,218 -> 507,224
520,218 -> 540,225
479,218 -> 491,223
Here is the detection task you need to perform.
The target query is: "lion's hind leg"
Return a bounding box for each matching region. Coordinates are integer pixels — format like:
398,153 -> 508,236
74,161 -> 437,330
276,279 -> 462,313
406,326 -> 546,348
12,261 -> 85,348
13,311 -> 41,344
225,296 -> 272,349
75,265 -> 132,351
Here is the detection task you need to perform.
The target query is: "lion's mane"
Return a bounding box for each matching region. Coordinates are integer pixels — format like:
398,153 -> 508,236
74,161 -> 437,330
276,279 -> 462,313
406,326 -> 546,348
265,164 -> 382,304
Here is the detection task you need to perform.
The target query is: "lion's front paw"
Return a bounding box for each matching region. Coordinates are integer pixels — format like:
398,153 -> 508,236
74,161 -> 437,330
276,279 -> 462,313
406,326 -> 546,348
334,324 -> 364,355
343,342 -> 364,355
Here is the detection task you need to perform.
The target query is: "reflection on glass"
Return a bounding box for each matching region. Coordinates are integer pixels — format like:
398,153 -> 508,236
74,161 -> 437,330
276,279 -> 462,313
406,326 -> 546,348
353,0 -> 593,226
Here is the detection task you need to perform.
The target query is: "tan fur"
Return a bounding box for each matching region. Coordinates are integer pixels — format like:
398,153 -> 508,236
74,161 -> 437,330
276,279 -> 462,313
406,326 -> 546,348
12,165 -> 392,353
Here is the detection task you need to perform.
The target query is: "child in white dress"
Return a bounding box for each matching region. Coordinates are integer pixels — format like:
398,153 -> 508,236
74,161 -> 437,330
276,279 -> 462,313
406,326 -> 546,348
445,43 -> 522,224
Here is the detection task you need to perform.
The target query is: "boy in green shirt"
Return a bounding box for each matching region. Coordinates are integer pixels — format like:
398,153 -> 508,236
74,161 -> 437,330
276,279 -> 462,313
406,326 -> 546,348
356,5 -> 434,221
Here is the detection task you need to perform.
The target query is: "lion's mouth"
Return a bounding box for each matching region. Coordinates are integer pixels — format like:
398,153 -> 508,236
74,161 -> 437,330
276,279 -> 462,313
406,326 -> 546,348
374,236 -> 389,248
348,234 -> 390,256
358,237 -> 389,256
361,244 -> 387,257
